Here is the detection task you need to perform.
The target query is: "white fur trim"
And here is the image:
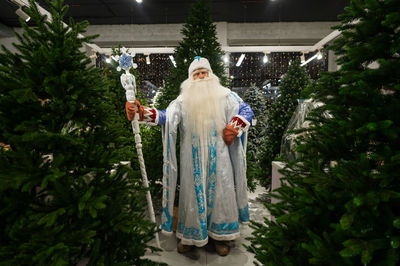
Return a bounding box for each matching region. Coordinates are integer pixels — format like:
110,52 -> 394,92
188,57 -> 213,78
240,221 -> 250,225
207,230 -> 241,241
175,229 -> 242,246
161,229 -> 173,236
175,232 -> 209,247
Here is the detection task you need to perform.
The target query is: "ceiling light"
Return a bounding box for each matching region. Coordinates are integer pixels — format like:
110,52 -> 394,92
236,53 -> 245,67
169,55 -> 176,67
317,50 -> 323,60
263,53 -> 268,63
15,7 -> 30,22
145,53 -> 151,65
136,0 -> 143,3
223,54 -> 229,64
11,0 -> 30,22
301,52 -> 319,66
300,53 -> 305,64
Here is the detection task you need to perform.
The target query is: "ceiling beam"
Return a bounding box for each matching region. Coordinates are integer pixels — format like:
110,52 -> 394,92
11,0 -> 104,54
10,0 -> 342,57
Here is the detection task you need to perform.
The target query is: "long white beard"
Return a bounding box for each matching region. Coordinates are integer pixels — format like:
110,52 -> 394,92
180,73 -> 229,189
180,73 -> 229,139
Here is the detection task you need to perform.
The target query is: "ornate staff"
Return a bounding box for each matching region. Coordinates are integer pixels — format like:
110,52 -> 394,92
113,48 -> 161,249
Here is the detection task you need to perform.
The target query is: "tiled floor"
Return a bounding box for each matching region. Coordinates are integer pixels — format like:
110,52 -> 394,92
144,185 -> 270,265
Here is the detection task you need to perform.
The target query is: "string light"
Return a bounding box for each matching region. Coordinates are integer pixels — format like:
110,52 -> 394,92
263,53 -> 268,63
224,54 -> 229,64
11,0 -> 31,22
300,52 -> 305,64
236,54 -> 245,67
169,55 -> 176,67
145,54 -> 151,65
98,52 -> 327,94
317,50 -> 323,60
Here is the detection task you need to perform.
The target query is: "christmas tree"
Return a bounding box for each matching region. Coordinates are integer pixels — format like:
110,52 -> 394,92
148,0 -> 227,200
258,58 -> 311,189
242,83 -> 268,191
0,1 -> 158,265
248,0 -> 400,265
155,0 -> 226,110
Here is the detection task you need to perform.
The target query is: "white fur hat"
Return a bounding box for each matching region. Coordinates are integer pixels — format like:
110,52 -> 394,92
188,56 -> 213,78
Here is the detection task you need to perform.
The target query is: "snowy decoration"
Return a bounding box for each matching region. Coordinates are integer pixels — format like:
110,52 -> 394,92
112,47 -> 137,72
119,53 -> 132,70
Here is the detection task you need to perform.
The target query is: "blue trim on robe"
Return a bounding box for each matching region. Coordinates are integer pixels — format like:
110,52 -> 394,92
161,134 -> 172,231
161,207 -> 173,232
178,221 -> 240,238
177,222 -> 203,240
206,131 -> 217,227
192,141 -> 208,240
210,221 -> 240,235
239,205 -> 250,222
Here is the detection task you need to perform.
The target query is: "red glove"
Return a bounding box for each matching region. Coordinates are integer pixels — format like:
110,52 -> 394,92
126,100 -> 158,124
222,124 -> 238,146
125,101 -> 136,121
125,100 -> 142,121
136,101 -> 146,122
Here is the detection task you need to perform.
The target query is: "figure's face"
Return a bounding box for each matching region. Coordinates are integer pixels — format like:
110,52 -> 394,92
192,68 -> 209,80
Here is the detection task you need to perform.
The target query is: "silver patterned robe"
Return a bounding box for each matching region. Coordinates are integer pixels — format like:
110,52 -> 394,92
157,91 -> 253,247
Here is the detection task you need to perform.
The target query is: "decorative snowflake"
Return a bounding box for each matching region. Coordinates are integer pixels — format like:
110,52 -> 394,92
119,53 -> 132,70
112,47 -> 137,71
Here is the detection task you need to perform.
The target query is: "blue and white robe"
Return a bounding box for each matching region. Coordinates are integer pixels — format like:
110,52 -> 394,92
155,91 -> 253,247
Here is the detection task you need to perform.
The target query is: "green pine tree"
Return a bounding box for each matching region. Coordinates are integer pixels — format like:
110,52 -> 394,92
0,1 -> 158,265
258,58 -> 311,189
155,0 -> 226,110
242,83 -> 268,191
248,0 -> 400,265
147,0 -> 227,200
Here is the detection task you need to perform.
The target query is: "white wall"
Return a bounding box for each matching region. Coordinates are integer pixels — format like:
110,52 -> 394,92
0,21 -> 340,54
84,21 -> 339,48
227,22 -> 338,46
0,27 -> 22,53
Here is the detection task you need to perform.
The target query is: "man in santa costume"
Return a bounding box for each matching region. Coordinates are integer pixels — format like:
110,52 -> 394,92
126,56 -> 253,256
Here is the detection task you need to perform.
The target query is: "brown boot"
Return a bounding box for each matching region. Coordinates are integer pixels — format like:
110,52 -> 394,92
214,240 -> 230,256
177,241 -> 193,253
